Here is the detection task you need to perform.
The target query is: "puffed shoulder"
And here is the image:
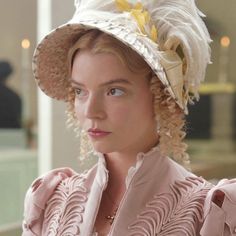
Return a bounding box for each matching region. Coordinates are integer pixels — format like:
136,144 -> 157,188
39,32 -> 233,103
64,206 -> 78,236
22,167 -> 77,236
200,178 -> 236,236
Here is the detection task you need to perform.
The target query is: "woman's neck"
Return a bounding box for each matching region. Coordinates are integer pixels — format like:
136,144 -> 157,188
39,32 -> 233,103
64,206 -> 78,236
103,137 -> 159,198
104,153 -> 131,199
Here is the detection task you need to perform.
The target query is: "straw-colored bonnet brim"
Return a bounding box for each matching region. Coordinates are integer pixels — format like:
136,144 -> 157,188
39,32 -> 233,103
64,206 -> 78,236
33,21 -> 172,101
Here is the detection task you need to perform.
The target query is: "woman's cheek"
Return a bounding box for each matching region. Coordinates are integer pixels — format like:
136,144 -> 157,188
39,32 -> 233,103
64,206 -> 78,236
110,106 -> 131,123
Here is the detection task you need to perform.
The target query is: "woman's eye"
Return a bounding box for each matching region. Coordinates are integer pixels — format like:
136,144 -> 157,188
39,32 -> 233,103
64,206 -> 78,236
107,88 -> 125,96
74,88 -> 87,97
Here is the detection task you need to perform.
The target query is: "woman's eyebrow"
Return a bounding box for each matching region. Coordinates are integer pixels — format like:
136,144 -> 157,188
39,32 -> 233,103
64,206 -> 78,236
69,78 -> 133,87
100,78 -> 133,87
69,79 -> 85,87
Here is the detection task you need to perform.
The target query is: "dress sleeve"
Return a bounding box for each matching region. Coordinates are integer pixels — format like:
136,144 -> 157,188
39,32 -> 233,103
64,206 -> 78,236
200,178 -> 236,236
22,167 -> 76,236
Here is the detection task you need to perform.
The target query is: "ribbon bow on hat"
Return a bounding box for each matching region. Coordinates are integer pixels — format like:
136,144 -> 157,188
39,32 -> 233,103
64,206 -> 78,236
161,37 -> 189,113
160,50 -> 186,111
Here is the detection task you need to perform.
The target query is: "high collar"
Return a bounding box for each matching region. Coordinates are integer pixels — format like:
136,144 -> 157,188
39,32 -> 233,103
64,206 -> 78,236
95,143 -> 161,189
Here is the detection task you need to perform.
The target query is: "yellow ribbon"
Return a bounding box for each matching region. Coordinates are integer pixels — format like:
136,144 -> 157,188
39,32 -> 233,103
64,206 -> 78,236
115,0 -> 158,42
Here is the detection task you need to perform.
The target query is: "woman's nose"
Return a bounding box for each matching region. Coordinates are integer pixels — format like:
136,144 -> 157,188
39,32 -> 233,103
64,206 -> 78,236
84,94 -> 106,120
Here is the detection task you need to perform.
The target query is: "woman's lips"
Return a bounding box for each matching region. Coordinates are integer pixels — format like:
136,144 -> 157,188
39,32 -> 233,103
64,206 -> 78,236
87,129 -> 111,138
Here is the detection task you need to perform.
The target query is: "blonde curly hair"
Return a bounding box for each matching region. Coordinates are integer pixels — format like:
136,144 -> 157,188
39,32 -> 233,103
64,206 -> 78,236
66,29 -> 190,167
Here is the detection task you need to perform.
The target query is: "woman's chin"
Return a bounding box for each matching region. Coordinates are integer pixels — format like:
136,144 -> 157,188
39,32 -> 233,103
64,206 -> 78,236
92,143 -> 115,154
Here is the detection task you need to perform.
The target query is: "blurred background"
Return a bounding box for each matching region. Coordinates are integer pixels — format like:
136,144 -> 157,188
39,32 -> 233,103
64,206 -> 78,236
0,0 -> 235,235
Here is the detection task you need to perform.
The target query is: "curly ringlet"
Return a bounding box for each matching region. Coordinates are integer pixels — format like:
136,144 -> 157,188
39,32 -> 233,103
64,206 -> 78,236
66,29 -> 190,168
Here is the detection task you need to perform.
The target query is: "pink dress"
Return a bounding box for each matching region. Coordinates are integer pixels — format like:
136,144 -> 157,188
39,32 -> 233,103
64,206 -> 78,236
22,146 -> 236,235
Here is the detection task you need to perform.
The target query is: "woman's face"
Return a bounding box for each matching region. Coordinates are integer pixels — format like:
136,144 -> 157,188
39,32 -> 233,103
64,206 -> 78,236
71,49 -> 158,155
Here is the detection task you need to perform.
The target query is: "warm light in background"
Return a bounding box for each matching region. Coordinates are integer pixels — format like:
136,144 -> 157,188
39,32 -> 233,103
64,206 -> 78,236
220,36 -> 230,48
21,39 -> 30,49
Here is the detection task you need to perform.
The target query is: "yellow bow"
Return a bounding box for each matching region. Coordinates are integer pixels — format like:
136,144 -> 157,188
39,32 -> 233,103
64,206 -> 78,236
115,0 -> 158,42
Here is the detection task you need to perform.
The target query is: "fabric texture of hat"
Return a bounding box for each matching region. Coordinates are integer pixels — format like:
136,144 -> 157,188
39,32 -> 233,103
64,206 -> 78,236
33,0 -> 211,114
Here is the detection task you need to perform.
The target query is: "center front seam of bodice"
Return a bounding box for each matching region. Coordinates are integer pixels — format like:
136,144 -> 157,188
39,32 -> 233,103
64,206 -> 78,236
96,143 -> 160,189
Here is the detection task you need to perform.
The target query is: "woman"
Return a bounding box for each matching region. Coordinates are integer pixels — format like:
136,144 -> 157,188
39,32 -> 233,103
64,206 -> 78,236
22,0 -> 236,235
